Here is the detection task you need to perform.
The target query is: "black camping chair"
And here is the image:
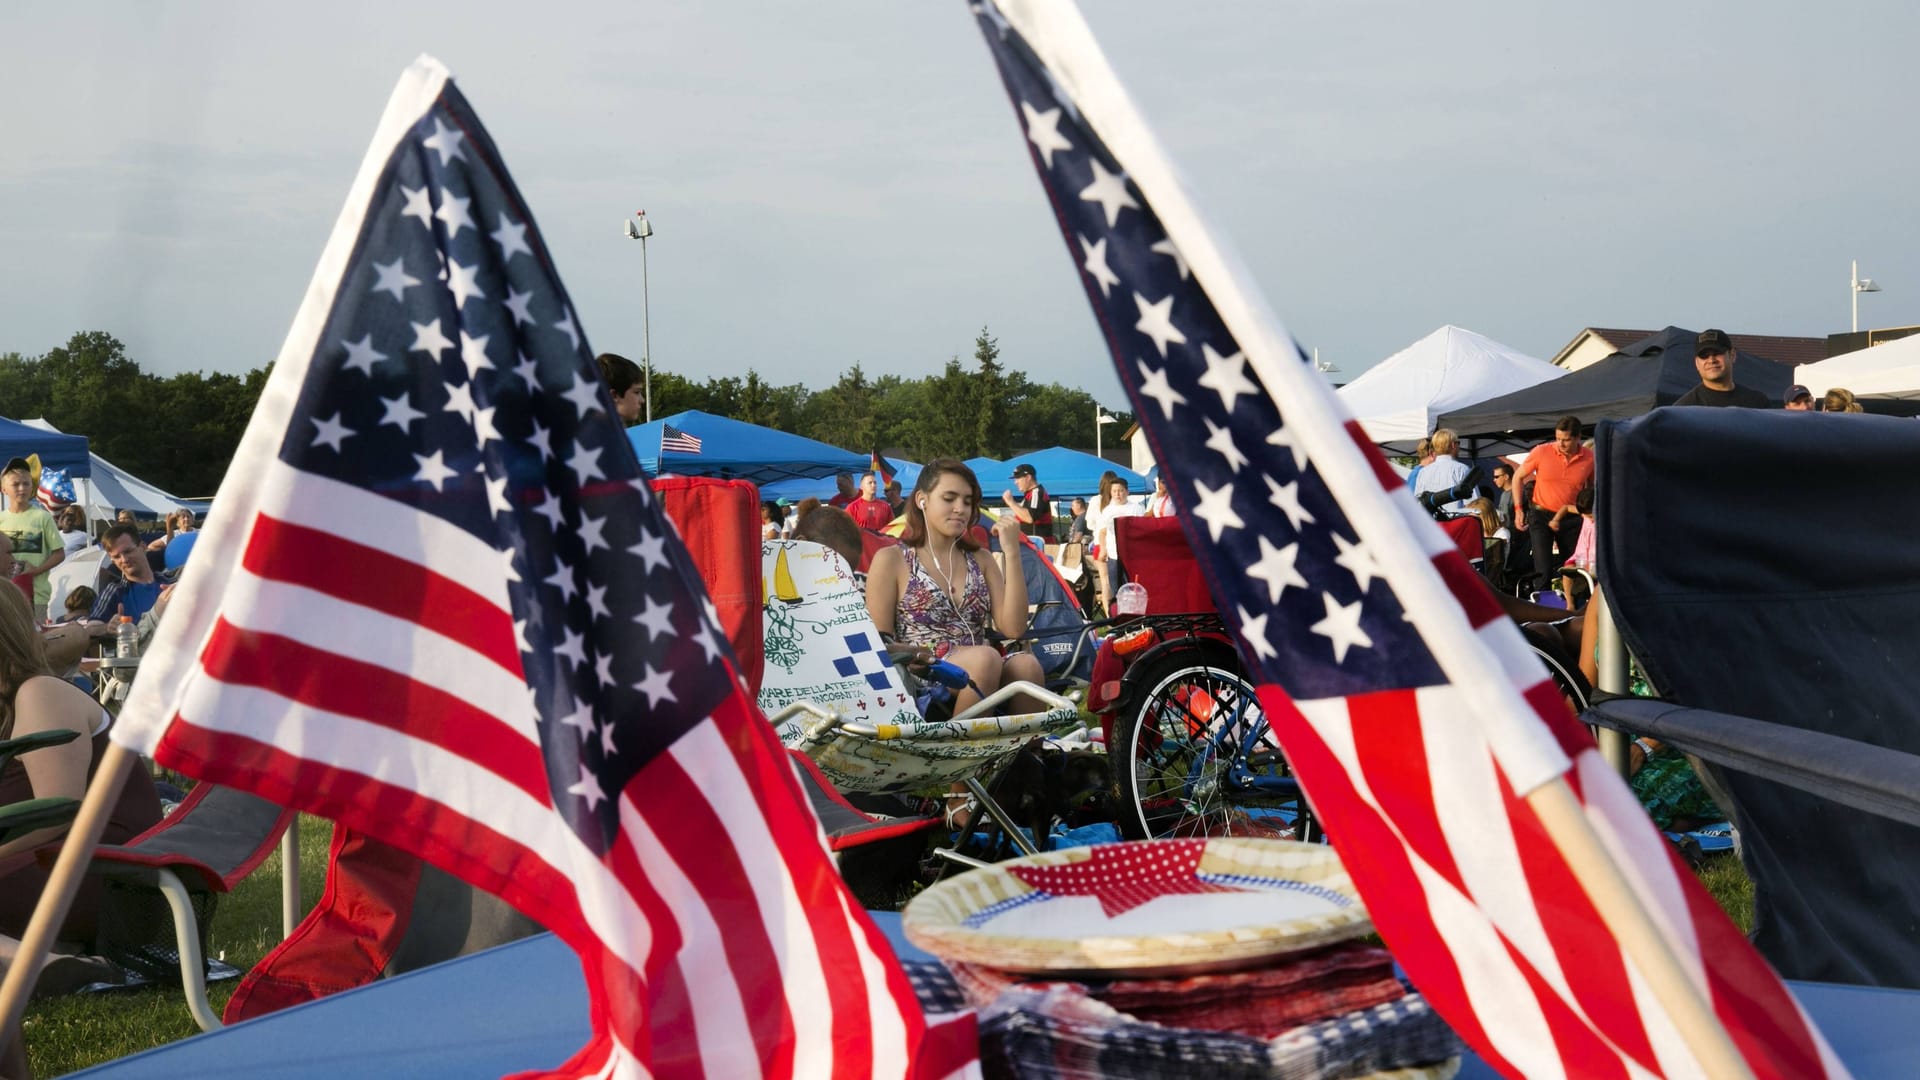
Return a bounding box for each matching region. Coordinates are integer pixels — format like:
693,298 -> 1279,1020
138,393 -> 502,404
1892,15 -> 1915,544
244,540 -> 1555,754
989,534 -> 1098,691
71,783 -> 295,1029
1587,407 -> 1920,989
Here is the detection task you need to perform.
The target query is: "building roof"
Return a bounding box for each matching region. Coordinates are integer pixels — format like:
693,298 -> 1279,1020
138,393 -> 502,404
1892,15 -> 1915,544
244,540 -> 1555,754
1549,328 -> 1658,367
1550,327 -> 1826,369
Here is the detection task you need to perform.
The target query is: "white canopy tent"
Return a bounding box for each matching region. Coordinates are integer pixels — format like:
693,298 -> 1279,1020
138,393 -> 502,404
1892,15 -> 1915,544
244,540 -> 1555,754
22,418 -> 205,523
1338,325 -> 1565,447
1796,335 -> 1920,400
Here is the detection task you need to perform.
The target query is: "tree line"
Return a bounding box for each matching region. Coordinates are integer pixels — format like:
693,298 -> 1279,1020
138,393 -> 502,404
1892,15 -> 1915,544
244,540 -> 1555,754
646,328 -> 1134,463
0,331 -> 270,498
0,328 -> 1131,498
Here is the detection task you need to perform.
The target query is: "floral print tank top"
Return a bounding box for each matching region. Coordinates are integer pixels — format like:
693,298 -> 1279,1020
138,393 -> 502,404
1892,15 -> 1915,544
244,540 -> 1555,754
896,545 -> 991,653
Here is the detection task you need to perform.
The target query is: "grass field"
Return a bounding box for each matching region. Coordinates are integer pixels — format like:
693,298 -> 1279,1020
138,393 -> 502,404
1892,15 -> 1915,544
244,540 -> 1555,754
19,814 -> 332,1079
20,818 -> 1757,1078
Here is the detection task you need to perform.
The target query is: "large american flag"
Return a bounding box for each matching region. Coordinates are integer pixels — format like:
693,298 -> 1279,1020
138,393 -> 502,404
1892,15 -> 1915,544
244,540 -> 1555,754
971,4 -> 1845,1078
112,56 -> 975,1080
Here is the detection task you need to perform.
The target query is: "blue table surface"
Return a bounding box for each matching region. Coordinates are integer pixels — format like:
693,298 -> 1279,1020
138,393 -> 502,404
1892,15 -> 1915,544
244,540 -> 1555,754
72,914 -> 1920,1078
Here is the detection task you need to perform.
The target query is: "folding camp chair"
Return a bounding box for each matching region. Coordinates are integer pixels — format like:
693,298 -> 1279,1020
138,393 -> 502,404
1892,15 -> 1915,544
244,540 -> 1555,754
757,540 -> 1083,863
1585,407 -> 1920,989
75,783 -> 295,1030
989,533 -> 1097,692
0,729 -> 81,846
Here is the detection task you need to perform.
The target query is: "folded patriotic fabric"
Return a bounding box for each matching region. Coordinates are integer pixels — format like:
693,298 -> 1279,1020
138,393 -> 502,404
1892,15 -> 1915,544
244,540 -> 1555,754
1091,945 -> 1405,1037
1269,994 -> 1463,1080
904,958 -> 972,1017
975,980 -> 1461,1080
949,943 -> 1403,1038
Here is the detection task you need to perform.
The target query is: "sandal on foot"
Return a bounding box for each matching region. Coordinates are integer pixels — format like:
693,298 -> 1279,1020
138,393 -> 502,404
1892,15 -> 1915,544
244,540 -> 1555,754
32,954 -> 122,1000
943,793 -> 977,832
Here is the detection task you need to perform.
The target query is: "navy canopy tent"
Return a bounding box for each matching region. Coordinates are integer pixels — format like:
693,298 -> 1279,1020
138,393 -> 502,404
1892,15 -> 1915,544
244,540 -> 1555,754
626,410 -> 867,486
1437,326 -> 1794,446
0,416 -> 90,477
971,447 -> 1144,500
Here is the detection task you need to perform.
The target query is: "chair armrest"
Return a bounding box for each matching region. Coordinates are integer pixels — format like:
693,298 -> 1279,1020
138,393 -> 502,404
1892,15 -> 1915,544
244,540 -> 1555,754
1586,698 -> 1920,828
0,796 -> 80,848
0,728 -> 81,774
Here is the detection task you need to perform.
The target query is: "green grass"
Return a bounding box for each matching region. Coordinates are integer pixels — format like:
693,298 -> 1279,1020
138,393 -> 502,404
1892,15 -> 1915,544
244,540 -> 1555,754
1694,851 -> 1755,933
20,813 -> 333,1079
19,818 -> 1758,1077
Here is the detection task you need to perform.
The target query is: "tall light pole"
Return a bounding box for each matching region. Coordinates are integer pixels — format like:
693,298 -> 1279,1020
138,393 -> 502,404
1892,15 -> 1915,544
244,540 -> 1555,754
1095,406 -> 1117,459
623,211 -> 656,421
1852,259 -> 1881,334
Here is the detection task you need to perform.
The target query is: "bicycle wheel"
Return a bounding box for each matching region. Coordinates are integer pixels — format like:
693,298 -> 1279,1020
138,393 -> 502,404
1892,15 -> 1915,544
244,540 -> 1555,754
1528,641 -> 1592,716
1113,647 -> 1296,841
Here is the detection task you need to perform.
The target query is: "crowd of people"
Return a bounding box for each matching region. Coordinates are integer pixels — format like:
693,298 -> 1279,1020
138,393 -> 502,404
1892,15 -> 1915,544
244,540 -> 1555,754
1393,327 -> 1899,840
0,454 -> 202,1018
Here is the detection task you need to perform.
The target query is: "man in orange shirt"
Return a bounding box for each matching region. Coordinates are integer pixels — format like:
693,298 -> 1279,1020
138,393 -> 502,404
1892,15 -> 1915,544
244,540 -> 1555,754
1509,415 -> 1595,587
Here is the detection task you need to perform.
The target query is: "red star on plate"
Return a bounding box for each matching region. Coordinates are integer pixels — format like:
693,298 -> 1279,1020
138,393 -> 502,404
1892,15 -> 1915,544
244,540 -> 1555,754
1008,839 -> 1249,918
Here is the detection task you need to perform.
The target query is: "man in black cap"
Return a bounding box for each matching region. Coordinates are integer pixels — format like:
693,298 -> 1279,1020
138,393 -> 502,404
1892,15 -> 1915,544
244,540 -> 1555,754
1783,384 -> 1816,412
1674,329 -> 1771,408
1001,464 -> 1054,543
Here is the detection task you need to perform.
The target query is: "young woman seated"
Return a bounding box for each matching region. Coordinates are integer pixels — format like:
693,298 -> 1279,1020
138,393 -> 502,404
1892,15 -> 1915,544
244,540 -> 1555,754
864,458 -> 1043,717
0,577 -> 163,1003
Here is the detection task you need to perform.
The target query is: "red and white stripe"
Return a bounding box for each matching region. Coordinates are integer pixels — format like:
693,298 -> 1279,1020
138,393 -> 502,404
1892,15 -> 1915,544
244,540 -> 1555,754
114,461 -> 970,1079
1237,426 -> 1848,1079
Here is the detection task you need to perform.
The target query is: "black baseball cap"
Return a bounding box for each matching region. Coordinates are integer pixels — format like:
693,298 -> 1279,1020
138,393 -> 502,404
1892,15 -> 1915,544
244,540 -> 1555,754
1785,384 -> 1813,402
1012,464 -> 1037,479
1696,328 -> 1733,355
2,457 -> 30,475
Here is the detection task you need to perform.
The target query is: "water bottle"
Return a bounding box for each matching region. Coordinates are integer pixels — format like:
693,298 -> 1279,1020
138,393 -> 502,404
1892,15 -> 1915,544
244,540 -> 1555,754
1114,581 -> 1149,616
115,616 -> 138,659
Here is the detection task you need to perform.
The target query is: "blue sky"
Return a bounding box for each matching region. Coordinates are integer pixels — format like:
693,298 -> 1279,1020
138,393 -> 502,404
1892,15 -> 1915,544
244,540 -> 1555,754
3,2 -> 1915,411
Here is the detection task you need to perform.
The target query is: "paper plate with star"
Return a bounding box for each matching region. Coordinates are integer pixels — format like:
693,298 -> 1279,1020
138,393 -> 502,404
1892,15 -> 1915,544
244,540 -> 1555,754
903,837 -> 1370,976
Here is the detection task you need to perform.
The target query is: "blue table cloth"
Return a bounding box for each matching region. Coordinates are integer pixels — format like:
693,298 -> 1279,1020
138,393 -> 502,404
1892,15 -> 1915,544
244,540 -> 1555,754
73,917 -> 1920,1078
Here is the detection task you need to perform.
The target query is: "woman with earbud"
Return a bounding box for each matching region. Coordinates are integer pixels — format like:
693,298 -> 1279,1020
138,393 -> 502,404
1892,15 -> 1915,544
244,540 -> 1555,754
864,458 -> 1041,717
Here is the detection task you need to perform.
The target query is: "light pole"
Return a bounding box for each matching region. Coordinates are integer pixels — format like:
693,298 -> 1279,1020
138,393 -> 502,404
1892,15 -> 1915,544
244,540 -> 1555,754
1095,406 -> 1117,459
623,211 -> 656,421
1852,259 -> 1881,334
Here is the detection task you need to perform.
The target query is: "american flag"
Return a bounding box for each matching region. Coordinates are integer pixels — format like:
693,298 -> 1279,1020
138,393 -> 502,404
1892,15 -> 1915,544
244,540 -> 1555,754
661,424 -> 702,455
971,4 -> 1845,1078
112,56 -> 975,1080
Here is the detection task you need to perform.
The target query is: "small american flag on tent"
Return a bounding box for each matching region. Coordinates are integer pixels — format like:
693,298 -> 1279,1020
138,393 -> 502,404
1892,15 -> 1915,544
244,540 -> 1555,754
111,55 -> 975,1079
970,3 -> 1846,1078
660,424 -> 702,455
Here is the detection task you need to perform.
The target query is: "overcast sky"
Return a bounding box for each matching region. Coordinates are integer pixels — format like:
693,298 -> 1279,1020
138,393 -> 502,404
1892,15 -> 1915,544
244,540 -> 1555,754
4,2 -> 1916,412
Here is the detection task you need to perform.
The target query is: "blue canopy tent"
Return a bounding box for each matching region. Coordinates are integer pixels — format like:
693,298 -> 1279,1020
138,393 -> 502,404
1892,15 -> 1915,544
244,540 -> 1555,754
974,446 -> 1145,500
0,416 -> 90,477
760,457 -> 922,504
626,410 -> 868,487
